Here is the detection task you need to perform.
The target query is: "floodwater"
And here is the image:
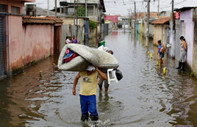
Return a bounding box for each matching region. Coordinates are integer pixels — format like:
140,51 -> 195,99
1,30 -> 197,127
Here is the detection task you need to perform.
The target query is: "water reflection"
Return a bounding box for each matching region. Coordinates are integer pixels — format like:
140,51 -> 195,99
0,30 -> 197,127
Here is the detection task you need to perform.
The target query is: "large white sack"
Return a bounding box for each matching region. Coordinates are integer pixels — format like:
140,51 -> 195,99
58,44 -> 119,71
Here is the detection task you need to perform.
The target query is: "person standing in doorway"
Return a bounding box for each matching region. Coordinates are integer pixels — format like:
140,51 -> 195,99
65,36 -> 71,44
72,66 -> 107,122
176,36 -> 187,70
72,35 -> 78,44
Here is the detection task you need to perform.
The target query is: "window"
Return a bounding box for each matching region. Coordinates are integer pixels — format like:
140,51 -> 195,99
11,6 -> 20,14
68,8 -> 74,15
0,4 -> 8,12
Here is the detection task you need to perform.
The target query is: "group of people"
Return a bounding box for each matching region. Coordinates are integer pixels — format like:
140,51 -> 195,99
65,35 -> 78,44
157,36 -> 187,71
70,35 -> 187,123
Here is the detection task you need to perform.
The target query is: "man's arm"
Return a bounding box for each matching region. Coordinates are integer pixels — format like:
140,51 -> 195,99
73,73 -> 80,95
95,67 -> 107,80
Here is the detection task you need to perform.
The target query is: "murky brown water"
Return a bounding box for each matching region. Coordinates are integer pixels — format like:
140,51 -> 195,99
1,30 -> 197,127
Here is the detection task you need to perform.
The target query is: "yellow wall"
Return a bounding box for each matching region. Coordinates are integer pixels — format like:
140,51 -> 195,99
153,25 -> 169,45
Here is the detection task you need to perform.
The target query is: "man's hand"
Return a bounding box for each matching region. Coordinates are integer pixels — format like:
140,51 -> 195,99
95,67 -> 98,70
72,88 -> 76,95
95,67 -> 107,80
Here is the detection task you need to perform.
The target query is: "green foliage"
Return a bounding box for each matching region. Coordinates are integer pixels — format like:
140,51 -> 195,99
76,6 -> 85,16
89,20 -> 97,29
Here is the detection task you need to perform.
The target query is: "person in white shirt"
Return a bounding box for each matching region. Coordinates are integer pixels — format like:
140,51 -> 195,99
65,36 -> 71,44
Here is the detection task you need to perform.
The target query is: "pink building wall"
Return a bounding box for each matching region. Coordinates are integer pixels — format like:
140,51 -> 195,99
9,16 -> 24,69
9,16 -> 54,70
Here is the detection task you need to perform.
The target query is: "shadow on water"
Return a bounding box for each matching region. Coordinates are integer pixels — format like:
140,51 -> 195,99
1,29 -> 197,127
0,80 -> 13,127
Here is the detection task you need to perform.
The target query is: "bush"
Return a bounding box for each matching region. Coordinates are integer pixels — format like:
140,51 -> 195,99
89,20 -> 97,29
76,6 -> 85,16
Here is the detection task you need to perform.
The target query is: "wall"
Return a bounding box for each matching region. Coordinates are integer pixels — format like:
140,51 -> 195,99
193,21 -> 197,75
139,20 -> 154,39
60,24 -> 71,50
153,25 -> 162,44
60,19 -> 85,48
175,20 -> 181,61
153,25 -> 169,45
180,9 -> 194,68
89,27 -> 97,47
9,15 -> 54,70
62,17 -> 84,26
8,16 -> 24,69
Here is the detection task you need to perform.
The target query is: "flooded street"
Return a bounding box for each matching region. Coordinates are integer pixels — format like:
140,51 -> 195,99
1,30 -> 197,127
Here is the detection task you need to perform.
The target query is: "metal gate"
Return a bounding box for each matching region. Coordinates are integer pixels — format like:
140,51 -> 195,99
84,20 -> 89,46
0,16 -> 5,78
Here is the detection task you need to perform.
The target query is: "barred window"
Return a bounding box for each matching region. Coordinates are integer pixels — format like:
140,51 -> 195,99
0,4 -> 8,12
11,6 -> 20,14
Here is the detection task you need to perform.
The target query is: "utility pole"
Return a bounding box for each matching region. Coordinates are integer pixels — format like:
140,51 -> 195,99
74,0 -> 76,25
76,0 -> 79,39
47,0 -> 49,16
170,0 -> 175,58
124,18 -> 125,32
158,0 -> 160,17
85,0 -> 87,17
130,10 -> 132,30
146,0 -> 150,47
76,0 -> 78,25
55,0 -> 57,17
134,1 -> 136,36
172,0 -> 175,30
128,10 -> 131,30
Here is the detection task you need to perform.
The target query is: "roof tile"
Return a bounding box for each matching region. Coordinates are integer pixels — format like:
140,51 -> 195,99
151,17 -> 170,25
23,16 -> 63,25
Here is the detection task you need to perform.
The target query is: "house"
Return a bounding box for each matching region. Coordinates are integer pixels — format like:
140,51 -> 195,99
59,0 -> 106,47
132,12 -> 158,38
0,0 -> 63,80
0,0 -> 35,79
151,17 -> 170,45
59,0 -> 106,22
174,7 -> 197,75
23,5 -> 66,17
60,16 -> 90,47
105,15 -> 118,30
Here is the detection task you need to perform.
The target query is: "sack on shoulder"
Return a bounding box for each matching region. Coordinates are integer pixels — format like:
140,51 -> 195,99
160,45 -> 166,53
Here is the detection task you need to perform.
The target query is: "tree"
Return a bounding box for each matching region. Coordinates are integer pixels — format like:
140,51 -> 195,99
76,6 -> 85,17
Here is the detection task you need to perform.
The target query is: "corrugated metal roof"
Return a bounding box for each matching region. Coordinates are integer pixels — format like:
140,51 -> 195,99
151,17 -> 170,25
174,6 -> 197,11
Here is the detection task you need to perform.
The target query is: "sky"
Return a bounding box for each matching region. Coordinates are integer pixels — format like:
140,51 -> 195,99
27,0 -> 197,16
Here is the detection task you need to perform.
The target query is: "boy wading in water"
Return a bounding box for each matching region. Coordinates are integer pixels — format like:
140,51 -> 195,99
72,66 -> 107,122
157,40 -> 166,65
